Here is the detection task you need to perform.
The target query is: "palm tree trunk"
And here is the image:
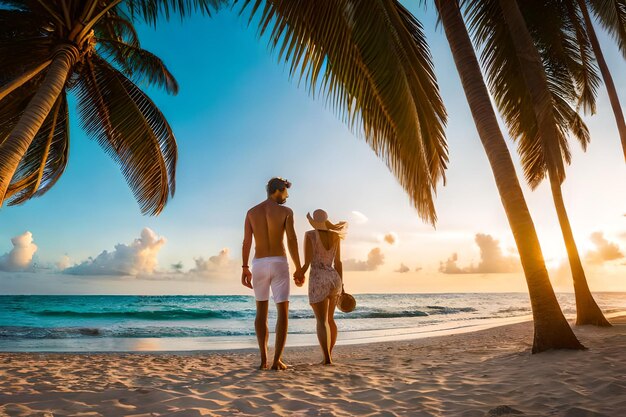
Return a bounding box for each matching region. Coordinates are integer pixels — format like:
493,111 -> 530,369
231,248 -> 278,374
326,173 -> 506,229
577,0 -> 626,161
498,0 -> 609,327
0,45 -> 78,206
434,0 -> 584,353
548,172 -> 611,326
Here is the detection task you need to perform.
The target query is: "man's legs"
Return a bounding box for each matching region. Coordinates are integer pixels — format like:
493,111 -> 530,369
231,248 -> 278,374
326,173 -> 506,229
255,300 -> 269,370
252,260 -> 271,370
271,300 -> 289,370
269,260 -> 290,370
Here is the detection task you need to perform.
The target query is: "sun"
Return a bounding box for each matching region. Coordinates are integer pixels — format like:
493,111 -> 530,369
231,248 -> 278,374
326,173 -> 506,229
537,230 -> 601,271
545,256 -> 566,271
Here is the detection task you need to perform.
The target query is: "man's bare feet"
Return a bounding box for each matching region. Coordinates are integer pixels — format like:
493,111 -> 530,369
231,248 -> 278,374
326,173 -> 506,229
271,359 -> 289,370
259,362 -> 268,370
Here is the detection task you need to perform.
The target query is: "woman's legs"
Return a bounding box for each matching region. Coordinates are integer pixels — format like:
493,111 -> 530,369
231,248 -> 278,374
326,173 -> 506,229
327,294 -> 338,354
311,298 -> 332,364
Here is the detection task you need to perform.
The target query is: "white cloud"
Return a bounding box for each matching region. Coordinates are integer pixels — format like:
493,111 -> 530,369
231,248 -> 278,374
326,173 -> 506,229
439,233 -> 520,274
117,247 -> 237,282
56,255 -> 71,271
343,247 -> 384,271
189,248 -> 236,275
64,228 -> 166,276
440,253 -> 463,274
394,263 -> 410,273
586,232 -> 624,265
0,231 -> 37,271
351,211 -> 368,224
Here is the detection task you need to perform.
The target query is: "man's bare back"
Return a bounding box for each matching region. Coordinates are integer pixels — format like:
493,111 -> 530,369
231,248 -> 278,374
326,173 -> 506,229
246,200 -> 292,259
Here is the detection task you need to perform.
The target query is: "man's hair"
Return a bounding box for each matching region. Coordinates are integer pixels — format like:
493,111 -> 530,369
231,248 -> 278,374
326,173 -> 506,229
266,177 -> 291,196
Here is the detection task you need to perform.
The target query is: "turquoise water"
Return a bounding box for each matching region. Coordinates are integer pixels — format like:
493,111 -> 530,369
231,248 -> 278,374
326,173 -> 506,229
1,293 -> 625,351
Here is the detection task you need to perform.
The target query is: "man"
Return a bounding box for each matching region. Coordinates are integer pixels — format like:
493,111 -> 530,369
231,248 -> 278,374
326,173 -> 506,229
242,177 -> 304,370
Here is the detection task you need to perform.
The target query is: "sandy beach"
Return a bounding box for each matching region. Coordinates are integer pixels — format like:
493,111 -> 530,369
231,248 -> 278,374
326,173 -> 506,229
1,316 -> 625,417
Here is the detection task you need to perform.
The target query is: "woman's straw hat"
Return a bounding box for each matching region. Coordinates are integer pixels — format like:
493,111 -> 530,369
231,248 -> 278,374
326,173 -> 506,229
306,209 -> 348,238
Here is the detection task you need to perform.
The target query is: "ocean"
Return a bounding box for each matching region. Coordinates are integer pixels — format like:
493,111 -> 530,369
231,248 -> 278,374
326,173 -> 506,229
1,293 -> 625,352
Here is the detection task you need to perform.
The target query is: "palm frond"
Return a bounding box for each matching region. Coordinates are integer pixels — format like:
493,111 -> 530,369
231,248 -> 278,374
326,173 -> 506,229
554,92 -> 590,153
0,6 -> 48,33
564,0 -> 600,114
95,37 -> 179,94
521,0 -> 599,113
75,55 -> 176,215
0,1 -> 51,14
0,9 -> 55,83
0,68 -> 67,203
588,0 -> 626,58
97,13 -> 141,47
30,93 -> 69,199
464,0 -> 590,188
6,93 -> 69,204
238,0 -> 448,224
0,71 -> 46,144
125,0 -> 226,26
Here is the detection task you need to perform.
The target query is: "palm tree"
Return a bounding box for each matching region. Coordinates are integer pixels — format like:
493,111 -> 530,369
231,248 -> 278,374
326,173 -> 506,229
0,0 -> 222,214
464,0 -> 610,326
577,0 -> 626,161
238,0 -> 583,352
435,0 -> 585,351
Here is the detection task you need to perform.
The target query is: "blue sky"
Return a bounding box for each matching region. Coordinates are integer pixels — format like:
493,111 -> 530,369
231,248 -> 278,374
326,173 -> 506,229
0,3 -> 624,294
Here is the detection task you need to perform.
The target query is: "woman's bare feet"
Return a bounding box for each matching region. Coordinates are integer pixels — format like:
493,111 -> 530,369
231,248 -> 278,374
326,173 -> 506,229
271,359 -> 289,370
259,362 -> 268,370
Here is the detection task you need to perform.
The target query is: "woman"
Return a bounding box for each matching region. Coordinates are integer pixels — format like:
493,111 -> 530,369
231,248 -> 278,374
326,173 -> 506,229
300,209 -> 347,365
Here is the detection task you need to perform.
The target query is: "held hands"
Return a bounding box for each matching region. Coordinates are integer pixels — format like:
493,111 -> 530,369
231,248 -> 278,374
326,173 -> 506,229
293,268 -> 305,287
241,267 -> 253,289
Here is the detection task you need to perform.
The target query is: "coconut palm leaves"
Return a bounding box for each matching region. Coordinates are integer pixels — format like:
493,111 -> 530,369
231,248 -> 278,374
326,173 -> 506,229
95,8 -> 179,94
464,0 -> 597,187
126,0 -> 224,26
75,55 -> 177,214
579,0 -> 626,160
587,0 -> 626,56
1,87 -> 69,204
0,0 -> 223,214
237,0 -> 449,225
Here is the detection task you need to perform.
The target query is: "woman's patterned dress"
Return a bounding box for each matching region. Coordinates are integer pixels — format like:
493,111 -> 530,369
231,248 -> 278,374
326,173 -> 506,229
308,230 -> 342,304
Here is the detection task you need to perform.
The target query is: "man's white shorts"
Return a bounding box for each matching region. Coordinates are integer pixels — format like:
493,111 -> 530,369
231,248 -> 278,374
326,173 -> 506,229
251,256 -> 290,303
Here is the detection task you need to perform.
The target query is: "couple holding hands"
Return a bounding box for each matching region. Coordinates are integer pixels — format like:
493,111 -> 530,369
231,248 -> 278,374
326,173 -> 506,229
241,177 -> 349,370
